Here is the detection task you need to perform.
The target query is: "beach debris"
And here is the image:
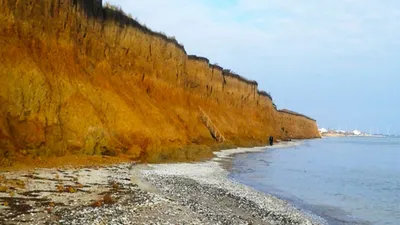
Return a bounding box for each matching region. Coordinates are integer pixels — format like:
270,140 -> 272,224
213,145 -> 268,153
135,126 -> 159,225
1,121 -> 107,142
0,146 -> 321,225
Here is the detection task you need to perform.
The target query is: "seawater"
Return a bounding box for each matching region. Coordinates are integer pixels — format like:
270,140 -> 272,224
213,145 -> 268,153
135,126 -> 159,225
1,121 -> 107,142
229,137 -> 400,225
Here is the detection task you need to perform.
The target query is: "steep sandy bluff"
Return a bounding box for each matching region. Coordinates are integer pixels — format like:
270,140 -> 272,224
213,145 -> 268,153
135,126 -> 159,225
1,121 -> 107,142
0,0 -> 320,167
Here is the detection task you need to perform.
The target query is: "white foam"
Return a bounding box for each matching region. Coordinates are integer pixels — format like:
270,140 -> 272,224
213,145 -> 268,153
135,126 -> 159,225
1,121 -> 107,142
139,140 -> 320,224
213,140 -> 303,159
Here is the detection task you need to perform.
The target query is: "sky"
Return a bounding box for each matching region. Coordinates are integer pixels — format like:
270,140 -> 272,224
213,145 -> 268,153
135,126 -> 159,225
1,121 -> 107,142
107,0 -> 400,134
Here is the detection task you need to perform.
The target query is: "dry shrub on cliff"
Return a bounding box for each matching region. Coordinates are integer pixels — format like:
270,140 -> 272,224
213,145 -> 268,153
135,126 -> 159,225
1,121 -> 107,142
104,1 -> 135,20
104,2 -> 122,13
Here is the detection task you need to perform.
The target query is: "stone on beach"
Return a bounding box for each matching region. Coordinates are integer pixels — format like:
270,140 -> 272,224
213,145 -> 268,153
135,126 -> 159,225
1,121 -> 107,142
0,142 -> 323,225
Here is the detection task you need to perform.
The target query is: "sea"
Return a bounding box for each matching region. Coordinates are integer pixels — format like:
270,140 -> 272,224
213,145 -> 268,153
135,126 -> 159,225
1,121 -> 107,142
229,137 -> 400,225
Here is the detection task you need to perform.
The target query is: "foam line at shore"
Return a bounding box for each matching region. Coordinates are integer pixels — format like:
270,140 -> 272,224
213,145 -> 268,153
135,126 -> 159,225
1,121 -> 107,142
213,140 -> 304,159
140,141 -> 326,224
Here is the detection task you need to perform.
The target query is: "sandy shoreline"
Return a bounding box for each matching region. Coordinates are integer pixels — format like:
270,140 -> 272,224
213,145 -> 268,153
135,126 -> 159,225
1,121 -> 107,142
0,142 -> 324,225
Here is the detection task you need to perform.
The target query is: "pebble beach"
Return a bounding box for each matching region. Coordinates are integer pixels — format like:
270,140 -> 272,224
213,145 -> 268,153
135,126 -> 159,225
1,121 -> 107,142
0,142 -> 323,225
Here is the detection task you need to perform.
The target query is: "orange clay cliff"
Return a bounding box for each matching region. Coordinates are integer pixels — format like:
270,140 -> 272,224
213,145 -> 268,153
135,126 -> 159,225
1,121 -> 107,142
0,0 -> 320,168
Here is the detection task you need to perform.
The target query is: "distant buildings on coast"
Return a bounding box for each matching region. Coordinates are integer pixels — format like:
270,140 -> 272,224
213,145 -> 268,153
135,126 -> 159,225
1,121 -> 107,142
318,128 -> 381,137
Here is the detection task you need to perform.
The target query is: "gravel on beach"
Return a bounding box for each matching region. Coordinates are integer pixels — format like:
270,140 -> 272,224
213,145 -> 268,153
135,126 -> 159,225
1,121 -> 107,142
0,143 -> 324,225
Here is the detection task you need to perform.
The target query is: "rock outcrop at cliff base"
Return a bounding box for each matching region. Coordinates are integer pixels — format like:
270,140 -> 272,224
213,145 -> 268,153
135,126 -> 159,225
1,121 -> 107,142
0,0 -> 320,167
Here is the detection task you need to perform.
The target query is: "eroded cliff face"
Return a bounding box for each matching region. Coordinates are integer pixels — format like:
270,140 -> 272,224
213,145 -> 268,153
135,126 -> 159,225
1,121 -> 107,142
0,0 -> 320,167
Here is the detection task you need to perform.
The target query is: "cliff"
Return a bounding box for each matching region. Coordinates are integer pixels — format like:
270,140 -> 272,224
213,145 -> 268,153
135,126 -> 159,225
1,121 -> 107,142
0,0 -> 320,167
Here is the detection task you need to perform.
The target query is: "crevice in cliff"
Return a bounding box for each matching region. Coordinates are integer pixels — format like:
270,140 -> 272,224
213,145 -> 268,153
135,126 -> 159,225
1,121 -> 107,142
0,0 -> 320,167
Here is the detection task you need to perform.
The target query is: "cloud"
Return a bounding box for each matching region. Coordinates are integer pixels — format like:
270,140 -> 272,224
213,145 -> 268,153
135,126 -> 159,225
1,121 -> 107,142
106,0 -> 400,59
104,0 -> 400,95
104,0 -> 400,133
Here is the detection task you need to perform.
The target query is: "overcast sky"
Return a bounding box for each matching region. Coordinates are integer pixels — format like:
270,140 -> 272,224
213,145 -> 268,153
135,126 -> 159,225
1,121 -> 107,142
107,0 -> 400,134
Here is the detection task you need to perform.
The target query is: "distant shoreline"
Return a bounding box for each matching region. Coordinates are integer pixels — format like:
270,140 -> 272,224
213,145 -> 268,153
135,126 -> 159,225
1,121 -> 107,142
321,133 -> 384,138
